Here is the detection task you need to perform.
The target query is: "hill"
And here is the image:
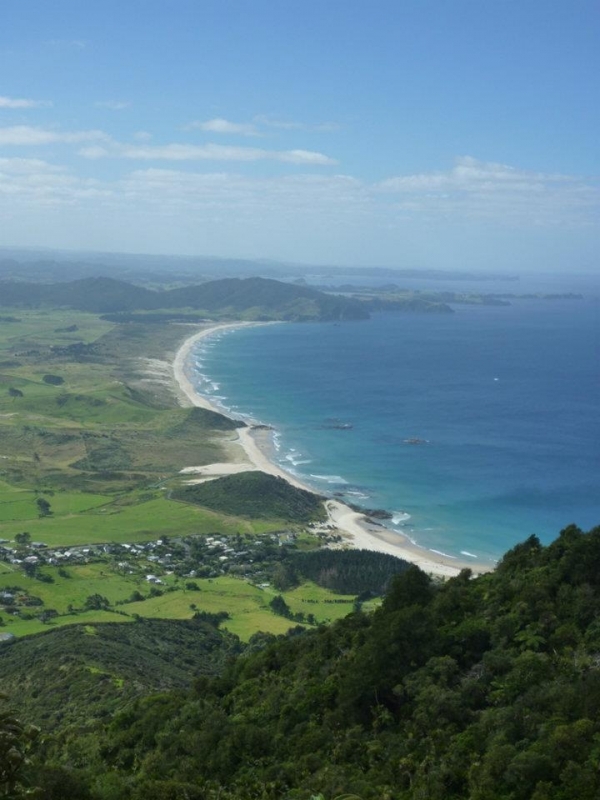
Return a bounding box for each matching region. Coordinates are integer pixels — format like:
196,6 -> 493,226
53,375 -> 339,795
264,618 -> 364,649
20,523 -> 600,800
0,276 -> 368,321
174,471 -> 327,523
0,617 -> 241,733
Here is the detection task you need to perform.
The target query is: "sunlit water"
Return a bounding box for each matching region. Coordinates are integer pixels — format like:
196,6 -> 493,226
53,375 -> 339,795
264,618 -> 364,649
189,276 -> 600,565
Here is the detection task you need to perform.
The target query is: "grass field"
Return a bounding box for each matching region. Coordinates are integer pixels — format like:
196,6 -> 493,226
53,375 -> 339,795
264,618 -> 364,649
0,494 -> 281,546
0,559 -> 356,642
0,308 -> 359,643
0,484 -> 110,522
4,609 -> 133,638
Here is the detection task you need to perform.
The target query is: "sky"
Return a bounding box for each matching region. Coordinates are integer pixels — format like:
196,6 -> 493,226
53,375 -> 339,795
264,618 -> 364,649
0,0 -> 599,272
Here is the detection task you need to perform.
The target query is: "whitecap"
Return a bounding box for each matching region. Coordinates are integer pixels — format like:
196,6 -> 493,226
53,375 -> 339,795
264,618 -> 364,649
429,549 -> 457,559
460,551 -> 478,558
285,453 -> 310,466
391,512 -> 411,525
310,474 -> 349,484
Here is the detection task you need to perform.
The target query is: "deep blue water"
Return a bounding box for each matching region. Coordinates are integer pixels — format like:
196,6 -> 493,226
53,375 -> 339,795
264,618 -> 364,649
189,284 -> 600,565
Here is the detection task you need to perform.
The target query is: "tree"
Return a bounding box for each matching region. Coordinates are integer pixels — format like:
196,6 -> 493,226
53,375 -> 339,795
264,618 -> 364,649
0,696 -> 39,797
13,533 -> 30,547
22,563 -> 38,579
7,388 -> 23,399
271,562 -> 299,591
35,498 -> 51,517
84,594 -> 110,610
269,594 -> 292,618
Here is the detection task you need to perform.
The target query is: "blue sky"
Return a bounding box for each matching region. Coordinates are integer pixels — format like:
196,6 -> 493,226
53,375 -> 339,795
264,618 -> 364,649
0,0 -> 598,271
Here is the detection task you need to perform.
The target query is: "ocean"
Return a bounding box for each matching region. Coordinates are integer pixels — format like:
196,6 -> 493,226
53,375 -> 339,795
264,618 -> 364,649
189,273 -> 600,566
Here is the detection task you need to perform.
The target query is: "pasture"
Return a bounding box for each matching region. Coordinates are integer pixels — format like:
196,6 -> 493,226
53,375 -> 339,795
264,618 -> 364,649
0,307 -> 356,643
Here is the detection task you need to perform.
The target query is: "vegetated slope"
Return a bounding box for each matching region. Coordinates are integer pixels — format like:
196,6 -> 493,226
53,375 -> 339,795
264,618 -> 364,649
164,278 -> 367,320
28,523 -> 600,800
166,406 -> 246,434
0,276 -> 368,321
174,471 -> 326,523
0,617 -> 241,732
290,548 -> 410,594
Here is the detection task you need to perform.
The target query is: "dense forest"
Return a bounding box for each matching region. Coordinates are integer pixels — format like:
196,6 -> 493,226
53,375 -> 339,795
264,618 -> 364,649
3,523 -> 600,799
288,548 -> 411,595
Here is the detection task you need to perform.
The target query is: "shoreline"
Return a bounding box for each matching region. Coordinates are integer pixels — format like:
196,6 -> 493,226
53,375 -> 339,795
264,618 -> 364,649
172,322 -> 490,578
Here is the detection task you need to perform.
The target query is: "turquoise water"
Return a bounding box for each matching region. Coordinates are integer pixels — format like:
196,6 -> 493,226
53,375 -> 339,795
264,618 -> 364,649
189,284 -> 600,565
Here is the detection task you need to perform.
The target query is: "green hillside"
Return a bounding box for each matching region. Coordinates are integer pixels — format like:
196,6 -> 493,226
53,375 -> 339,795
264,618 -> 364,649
0,276 -> 368,321
14,523 -> 600,800
174,471 -> 327,523
0,618 -> 241,732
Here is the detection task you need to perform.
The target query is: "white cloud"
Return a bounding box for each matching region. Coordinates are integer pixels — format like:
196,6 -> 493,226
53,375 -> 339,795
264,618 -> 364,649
188,118 -> 260,136
1,153 -> 597,267
95,101 -> 131,111
253,115 -> 340,132
0,96 -> 52,109
78,140 -> 338,165
378,156 -> 575,193
0,150 -> 595,256
0,157 -> 111,206
113,169 -> 368,229
376,156 -> 598,225
187,116 -> 341,136
278,149 -> 338,165
0,157 -> 62,174
0,125 -> 108,146
48,39 -> 87,50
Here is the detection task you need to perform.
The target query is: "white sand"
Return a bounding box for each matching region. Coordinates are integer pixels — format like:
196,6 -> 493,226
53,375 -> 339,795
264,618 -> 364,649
173,324 -> 490,578
172,322 -> 260,411
181,463 -> 259,485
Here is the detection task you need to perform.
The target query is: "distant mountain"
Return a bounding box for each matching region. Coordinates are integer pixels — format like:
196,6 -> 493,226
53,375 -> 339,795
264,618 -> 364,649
163,276 -> 368,320
0,246 -> 520,284
0,275 -> 369,321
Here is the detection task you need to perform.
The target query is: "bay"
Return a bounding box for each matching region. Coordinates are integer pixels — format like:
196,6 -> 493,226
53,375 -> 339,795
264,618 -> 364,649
190,286 -> 600,565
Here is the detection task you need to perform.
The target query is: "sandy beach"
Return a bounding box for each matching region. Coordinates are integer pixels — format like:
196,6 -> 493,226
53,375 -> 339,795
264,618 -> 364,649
173,323 -> 490,578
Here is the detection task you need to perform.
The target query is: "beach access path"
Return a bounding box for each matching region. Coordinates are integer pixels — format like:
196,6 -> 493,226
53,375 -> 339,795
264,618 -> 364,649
172,322 -> 488,578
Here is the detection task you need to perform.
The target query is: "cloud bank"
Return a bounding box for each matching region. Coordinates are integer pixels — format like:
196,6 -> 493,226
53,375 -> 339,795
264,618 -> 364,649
0,96 -> 52,109
78,140 -> 337,165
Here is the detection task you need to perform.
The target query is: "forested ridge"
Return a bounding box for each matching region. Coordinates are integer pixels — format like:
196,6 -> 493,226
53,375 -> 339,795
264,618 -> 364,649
6,523 -> 600,799
0,276 -> 367,321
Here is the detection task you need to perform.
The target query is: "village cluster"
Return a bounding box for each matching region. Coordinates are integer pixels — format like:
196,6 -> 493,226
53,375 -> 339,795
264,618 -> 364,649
0,530 -> 299,579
